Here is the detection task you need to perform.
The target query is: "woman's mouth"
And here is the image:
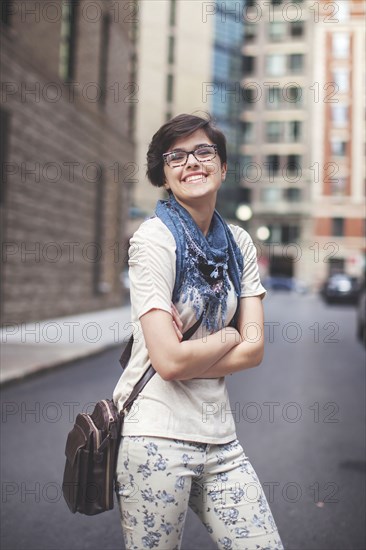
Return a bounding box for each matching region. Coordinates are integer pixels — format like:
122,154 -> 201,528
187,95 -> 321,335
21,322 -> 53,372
183,173 -> 207,183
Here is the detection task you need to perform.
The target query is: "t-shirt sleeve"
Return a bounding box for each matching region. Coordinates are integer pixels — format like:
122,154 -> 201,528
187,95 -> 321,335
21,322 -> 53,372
229,224 -> 266,300
128,218 -> 176,319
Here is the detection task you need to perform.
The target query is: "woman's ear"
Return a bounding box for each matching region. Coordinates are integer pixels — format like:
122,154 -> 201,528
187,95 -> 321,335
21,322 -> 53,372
221,162 -> 227,181
162,174 -> 169,191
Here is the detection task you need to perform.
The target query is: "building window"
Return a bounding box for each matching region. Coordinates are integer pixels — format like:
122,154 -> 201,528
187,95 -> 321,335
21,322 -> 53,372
267,225 -> 281,243
166,74 -> 174,103
266,54 -> 286,76
287,154 -> 301,174
332,217 -> 344,237
243,87 -> 257,108
287,120 -> 302,141
266,121 -> 282,142
261,188 -> 282,202
289,21 -> 304,38
245,23 -> 257,42
266,155 -> 280,175
288,53 -> 304,73
59,0 -> 79,81
242,121 -> 255,143
331,105 -> 348,127
215,7 -> 244,49
332,33 -> 350,58
283,224 -> 300,243
267,224 -> 300,244
168,35 -> 175,64
286,86 -> 303,106
219,123 -> 236,148
269,22 -> 286,41
266,87 -> 303,109
285,187 -> 302,201
242,155 -> 254,167
331,140 -> 347,156
333,69 -> 349,92
331,178 -> 346,196
242,155 -> 257,179
99,13 -> 111,106
214,50 -> 231,81
169,0 -> 176,26
266,87 -> 282,109
271,0 -> 282,5
242,55 -> 255,75
1,0 -> 12,25
212,92 -> 227,117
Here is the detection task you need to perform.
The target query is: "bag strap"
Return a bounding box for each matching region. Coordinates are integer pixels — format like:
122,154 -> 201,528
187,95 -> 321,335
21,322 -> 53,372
119,305 -> 207,371
121,307 -> 206,414
119,336 -> 133,371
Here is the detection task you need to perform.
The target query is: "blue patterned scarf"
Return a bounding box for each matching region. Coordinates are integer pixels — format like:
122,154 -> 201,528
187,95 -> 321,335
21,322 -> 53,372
154,194 -> 243,333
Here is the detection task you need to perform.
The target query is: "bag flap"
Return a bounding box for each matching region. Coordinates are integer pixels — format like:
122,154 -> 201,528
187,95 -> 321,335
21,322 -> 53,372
65,421 -> 88,466
91,399 -> 121,432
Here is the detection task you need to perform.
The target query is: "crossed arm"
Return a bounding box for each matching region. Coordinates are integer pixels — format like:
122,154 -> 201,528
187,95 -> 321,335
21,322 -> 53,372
139,296 -> 264,381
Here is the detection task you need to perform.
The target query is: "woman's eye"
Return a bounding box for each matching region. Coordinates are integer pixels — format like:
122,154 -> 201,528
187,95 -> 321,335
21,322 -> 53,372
196,148 -> 211,156
172,152 -> 185,160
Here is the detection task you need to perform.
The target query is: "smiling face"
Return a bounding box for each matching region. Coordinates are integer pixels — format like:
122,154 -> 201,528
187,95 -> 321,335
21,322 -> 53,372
163,129 -> 227,208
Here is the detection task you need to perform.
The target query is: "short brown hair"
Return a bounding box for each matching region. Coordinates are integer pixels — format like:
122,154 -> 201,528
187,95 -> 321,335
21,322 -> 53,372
146,113 -> 227,189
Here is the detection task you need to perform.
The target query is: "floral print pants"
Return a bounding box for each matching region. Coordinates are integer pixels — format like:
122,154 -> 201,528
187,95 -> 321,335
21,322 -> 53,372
115,435 -> 284,550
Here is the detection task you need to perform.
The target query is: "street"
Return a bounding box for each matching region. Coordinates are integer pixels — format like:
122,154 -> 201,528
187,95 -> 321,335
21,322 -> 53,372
1,292 -> 365,550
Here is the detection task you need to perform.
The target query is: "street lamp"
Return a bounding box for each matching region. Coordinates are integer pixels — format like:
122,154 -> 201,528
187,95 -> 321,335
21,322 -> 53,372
257,226 -> 270,241
236,204 -> 252,221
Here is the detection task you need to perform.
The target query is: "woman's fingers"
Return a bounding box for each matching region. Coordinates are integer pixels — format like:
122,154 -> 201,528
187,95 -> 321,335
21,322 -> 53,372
172,320 -> 183,342
171,303 -> 183,338
171,303 -> 183,330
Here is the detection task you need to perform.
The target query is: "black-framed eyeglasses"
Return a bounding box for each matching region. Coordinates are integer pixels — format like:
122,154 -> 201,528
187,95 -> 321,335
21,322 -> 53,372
162,144 -> 217,168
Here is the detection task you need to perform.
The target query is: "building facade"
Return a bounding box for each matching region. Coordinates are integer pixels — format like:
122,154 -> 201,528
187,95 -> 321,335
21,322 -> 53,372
242,0 -> 315,283
210,0 -> 248,220
0,0 -> 134,324
124,0 -> 364,290
311,0 -> 365,287
132,0 -> 214,219
242,0 -> 365,288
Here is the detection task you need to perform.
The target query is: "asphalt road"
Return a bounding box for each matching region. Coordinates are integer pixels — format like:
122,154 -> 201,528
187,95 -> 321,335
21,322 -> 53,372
1,293 -> 365,550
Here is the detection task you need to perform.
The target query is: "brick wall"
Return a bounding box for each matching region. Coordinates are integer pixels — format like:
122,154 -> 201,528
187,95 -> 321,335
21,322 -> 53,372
0,0 -> 135,324
345,218 -> 365,237
314,216 -> 365,237
314,217 -> 331,237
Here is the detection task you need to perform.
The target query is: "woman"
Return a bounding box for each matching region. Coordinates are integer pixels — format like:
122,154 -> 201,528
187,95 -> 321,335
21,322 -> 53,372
113,114 -> 284,550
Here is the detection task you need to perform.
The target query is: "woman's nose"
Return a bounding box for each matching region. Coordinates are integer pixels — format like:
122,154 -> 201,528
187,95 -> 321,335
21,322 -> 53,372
186,152 -> 199,167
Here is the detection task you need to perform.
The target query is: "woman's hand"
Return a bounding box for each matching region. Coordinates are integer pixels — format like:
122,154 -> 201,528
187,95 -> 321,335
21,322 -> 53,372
171,303 -> 183,342
197,296 -> 265,378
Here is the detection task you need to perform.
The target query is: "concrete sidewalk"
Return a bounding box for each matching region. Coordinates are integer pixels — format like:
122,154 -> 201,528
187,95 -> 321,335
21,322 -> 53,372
0,304 -> 132,385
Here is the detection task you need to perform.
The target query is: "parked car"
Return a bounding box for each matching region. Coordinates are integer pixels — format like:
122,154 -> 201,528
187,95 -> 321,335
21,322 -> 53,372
263,276 -> 308,294
356,277 -> 366,346
321,273 -> 360,304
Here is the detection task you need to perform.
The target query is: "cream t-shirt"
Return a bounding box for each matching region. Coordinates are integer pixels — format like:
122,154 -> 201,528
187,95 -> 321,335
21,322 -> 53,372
113,216 -> 266,444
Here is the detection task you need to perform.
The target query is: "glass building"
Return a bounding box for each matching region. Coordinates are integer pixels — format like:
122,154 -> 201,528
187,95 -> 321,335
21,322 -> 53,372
211,0 -> 248,220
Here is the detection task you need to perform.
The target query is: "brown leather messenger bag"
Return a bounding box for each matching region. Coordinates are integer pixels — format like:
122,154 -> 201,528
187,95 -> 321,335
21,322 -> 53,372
62,310 -> 205,516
